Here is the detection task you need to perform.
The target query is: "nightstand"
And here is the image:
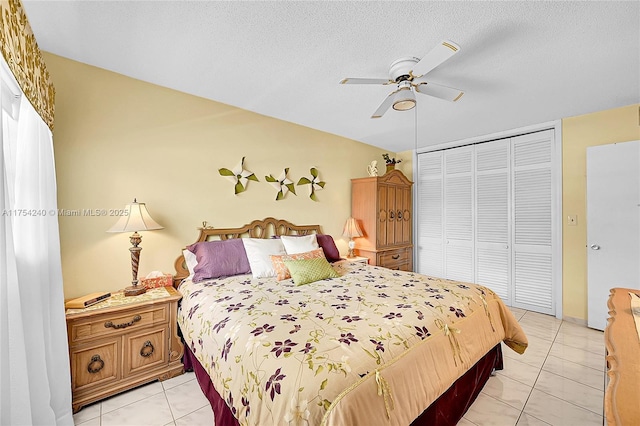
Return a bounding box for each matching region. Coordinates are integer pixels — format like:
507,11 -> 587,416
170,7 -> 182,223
65,286 -> 184,413
340,256 -> 369,265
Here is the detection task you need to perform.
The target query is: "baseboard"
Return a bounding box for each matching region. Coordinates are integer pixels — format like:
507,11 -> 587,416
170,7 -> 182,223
561,315 -> 587,326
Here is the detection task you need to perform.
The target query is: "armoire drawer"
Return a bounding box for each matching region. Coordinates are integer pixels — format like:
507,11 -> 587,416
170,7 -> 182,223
377,247 -> 412,270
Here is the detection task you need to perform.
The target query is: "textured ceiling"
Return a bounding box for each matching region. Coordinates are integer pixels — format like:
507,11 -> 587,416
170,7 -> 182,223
22,1 -> 640,152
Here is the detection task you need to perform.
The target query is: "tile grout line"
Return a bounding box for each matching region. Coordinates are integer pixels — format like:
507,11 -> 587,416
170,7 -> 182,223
513,310 -> 560,426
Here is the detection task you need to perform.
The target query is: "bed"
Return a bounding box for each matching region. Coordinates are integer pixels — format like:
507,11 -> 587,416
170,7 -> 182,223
173,218 -> 527,425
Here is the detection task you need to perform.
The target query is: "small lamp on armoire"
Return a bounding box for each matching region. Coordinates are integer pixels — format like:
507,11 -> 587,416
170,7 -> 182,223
107,199 -> 163,296
342,217 -> 363,258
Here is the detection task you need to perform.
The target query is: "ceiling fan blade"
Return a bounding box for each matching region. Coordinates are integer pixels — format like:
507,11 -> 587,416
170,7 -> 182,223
371,89 -> 400,118
411,40 -> 460,78
340,78 -> 393,85
414,82 -> 464,102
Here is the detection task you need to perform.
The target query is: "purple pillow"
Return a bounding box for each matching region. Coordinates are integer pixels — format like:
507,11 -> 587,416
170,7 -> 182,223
187,239 -> 251,282
316,234 -> 341,262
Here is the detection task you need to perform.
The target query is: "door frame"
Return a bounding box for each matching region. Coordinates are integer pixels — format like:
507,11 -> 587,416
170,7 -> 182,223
412,120 -> 563,319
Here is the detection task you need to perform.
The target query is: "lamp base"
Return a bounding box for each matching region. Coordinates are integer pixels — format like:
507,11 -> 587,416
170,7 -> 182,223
124,285 -> 147,297
347,248 -> 356,258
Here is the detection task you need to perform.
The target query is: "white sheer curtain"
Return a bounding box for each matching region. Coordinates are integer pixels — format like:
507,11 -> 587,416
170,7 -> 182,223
0,57 -> 73,425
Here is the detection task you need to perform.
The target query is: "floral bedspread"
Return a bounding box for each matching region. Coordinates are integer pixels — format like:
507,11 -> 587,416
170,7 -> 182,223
177,261 -> 528,426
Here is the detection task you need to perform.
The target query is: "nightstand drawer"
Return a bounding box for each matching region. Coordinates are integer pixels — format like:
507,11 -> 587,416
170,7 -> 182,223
377,247 -> 411,269
71,340 -> 120,392
69,304 -> 169,344
125,328 -> 168,377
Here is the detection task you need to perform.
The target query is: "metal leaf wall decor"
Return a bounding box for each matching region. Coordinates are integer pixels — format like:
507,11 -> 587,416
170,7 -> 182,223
265,168 -> 297,201
297,167 -> 325,201
218,157 -> 259,195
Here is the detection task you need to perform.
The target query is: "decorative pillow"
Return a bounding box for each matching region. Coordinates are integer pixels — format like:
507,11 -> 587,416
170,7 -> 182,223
273,234 -> 342,263
270,248 -> 325,281
283,257 -> 340,286
187,239 -> 251,282
316,234 -> 341,262
280,234 -> 319,254
243,238 -> 286,278
182,249 -> 198,279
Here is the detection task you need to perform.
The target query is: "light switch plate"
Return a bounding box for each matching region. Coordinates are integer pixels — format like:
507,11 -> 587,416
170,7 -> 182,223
567,215 -> 577,226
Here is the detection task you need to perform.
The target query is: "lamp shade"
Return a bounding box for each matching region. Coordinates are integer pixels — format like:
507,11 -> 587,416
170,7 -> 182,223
107,199 -> 163,233
342,217 -> 363,239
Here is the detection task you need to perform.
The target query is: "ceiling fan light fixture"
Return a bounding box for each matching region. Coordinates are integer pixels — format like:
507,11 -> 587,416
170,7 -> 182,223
392,87 -> 416,111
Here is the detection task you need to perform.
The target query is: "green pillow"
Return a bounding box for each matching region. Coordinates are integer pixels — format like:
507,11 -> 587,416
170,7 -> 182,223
283,257 -> 339,286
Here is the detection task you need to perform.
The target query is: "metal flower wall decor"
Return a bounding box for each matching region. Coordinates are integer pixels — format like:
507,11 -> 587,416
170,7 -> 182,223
265,168 -> 296,201
218,157 -> 259,195
297,168 -> 326,201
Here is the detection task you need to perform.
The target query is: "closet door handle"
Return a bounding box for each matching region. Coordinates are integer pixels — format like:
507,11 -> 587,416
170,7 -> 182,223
397,210 -> 402,220
389,210 -> 395,219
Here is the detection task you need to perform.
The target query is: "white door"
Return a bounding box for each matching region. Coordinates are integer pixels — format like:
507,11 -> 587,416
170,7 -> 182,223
444,147 -> 474,282
511,131 -> 555,315
587,140 -> 640,331
417,151 -> 444,276
475,139 -> 511,302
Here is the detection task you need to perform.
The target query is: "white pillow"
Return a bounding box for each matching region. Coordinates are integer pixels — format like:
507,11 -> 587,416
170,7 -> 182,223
280,234 -> 319,255
183,249 -> 198,279
242,238 -> 286,278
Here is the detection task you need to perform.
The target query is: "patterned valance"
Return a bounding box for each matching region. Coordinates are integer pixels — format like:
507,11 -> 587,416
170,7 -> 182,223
0,0 -> 54,131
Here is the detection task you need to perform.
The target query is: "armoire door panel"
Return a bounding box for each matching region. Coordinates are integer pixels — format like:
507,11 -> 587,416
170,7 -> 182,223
377,184 -> 389,247
385,185 -> 396,246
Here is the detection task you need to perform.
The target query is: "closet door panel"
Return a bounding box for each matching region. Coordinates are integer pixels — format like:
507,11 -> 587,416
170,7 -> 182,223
444,147 -> 474,283
512,130 -> 554,314
475,140 -> 511,302
417,152 -> 443,276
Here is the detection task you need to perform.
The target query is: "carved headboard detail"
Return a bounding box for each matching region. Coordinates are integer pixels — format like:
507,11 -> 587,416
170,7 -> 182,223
173,217 -> 322,286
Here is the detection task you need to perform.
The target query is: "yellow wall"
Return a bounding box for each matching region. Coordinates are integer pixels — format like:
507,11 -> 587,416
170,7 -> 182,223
45,53 -> 390,298
562,104 -> 639,320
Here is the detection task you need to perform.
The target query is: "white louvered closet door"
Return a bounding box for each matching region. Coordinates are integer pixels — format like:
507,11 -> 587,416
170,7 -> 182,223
444,147 -> 474,282
474,140 -> 511,302
417,151 -> 444,276
512,130 -> 555,314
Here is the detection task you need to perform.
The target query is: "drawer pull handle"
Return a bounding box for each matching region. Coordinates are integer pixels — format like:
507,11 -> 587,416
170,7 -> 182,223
140,340 -> 155,358
397,210 -> 402,220
389,210 -> 395,219
104,314 -> 141,330
392,254 -> 400,260
87,355 -> 104,374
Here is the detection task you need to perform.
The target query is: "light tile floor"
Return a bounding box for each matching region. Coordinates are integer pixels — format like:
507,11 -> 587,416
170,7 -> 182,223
73,307 -> 606,426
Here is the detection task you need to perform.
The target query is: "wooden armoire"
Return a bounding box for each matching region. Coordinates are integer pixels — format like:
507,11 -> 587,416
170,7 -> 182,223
351,169 -> 413,271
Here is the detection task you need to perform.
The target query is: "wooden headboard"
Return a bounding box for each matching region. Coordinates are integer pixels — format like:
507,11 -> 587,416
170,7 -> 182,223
173,217 -> 322,287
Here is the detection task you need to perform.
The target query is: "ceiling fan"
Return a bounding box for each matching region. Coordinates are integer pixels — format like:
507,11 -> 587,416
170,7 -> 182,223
340,40 -> 464,118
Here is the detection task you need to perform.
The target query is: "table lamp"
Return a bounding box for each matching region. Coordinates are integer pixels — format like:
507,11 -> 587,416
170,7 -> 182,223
342,217 -> 363,258
107,199 -> 163,296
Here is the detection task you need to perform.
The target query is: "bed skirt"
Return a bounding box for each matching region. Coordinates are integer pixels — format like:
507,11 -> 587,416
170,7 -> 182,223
182,343 -> 503,426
